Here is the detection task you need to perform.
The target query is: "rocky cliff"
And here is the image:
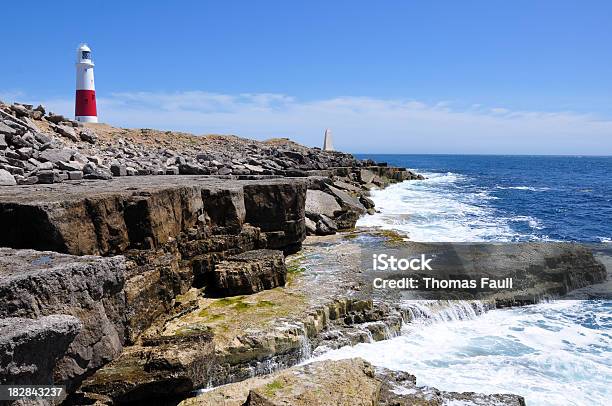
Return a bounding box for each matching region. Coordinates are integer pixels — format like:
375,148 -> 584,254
0,116 -> 419,403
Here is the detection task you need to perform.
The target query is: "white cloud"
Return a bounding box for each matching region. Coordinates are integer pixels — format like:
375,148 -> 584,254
8,90 -> 612,154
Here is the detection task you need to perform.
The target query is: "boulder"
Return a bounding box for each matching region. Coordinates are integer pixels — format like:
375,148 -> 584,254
2,165 -> 24,176
9,104 -> 31,118
316,214 -> 337,235
165,166 -> 179,175
0,169 -> 16,186
17,176 -> 38,185
37,170 -> 61,184
16,147 -> 33,159
68,171 -> 83,181
326,185 -> 366,214
80,128 -> 98,144
0,315 -> 82,385
211,249 -> 286,296
7,134 -> 30,148
81,331 -> 215,404
39,148 -> 75,164
33,132 -> 52,144
46,113 -> 67,124
34,104 -> 46,115
244,163 -> 265,173
36,161 -> 54,171
305,189 -> 342,218
0,248 -> 127,389
83,163 -> 113,180
57,161 -> 84,171
332,179 -> 362,193
358,168 -> 376,184
334,210 -> 361,230
54,124 -> 79,142
179,162 -> 202,175
305,217 -> 317,234
359,195 -> 375,209
218,166 -> 232,176
0,121 -> 18,136
111,164 -> 127,177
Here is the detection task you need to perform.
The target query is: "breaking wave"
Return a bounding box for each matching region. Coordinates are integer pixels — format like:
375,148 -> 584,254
356,171 -> 545,242
310,300 -> 612,406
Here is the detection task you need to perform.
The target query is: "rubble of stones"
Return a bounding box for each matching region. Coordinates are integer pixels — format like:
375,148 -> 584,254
2,100 -> 381,185
0,100 -> 424,236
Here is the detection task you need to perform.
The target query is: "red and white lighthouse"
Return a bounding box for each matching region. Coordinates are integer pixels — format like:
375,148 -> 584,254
75,43 -> 98,123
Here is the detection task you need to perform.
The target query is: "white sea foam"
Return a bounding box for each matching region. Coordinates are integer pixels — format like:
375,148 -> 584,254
347,170 -> 609,404
308,300 -> 611,406
495,186 -> 551,192
356,172 -> 532,242
510,215 -> 543,230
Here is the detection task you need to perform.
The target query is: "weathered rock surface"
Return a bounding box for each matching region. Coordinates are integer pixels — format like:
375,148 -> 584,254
76,238 -> 401,404
79,331 -> 215,404
362,240 -> 608,305
0,176 -> 305,256
326,184 -> 366,214
0,249 -> 127,389
0,169 -> 16,185
0,315 -> 81,385
180,359 -> 380,406
305,189 -> 342,218
178,358 -> 526,406
243,182 -> 307,253
0,176 -> 309,398
211,249 -> 286,296
376,367 -> 525,406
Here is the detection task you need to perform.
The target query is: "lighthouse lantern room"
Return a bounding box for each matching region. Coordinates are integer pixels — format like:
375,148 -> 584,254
75,43 -> 98,123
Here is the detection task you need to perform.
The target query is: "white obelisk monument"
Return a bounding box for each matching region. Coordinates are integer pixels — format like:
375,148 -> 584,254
323,128 -> 334,151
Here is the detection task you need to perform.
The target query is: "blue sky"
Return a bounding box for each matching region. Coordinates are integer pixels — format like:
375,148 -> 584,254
1,1 -> 611,154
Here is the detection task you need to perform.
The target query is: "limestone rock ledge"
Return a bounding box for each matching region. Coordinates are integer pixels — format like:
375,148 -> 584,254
0,176 -> 307,394
211,249 -> 287,296
0,176 -> 306,256
178,358 -> 525,406
0,249 -> 126,389
0,315 -> 81,386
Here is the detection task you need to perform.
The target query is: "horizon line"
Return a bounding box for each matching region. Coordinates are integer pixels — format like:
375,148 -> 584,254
351,152 -> 612,157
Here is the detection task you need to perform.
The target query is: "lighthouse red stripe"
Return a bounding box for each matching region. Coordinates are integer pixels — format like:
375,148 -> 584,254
75,90 -> 97,117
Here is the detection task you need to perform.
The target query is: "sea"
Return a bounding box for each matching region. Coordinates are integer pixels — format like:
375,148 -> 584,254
312,155 -> 612,405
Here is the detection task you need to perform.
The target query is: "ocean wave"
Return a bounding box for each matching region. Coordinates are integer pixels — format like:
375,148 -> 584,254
308,300 -> 611,406
510,215 -> 543,230
357,171 -> 541,242
495,186 -> 551,192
